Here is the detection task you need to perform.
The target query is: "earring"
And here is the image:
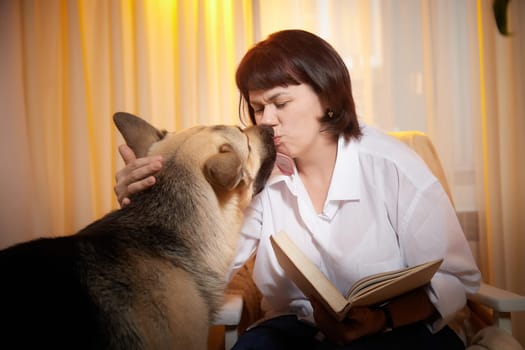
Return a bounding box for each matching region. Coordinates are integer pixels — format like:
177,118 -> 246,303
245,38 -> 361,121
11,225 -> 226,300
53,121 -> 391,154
327,109 -> 334,118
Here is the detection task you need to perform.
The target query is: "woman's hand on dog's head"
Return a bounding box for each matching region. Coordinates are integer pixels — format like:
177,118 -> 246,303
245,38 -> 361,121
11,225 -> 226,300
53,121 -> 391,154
115,144 -> 163,207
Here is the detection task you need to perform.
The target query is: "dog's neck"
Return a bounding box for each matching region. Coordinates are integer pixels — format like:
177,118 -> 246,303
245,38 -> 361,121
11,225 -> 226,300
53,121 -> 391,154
121,160 -> 240,258
125,162 -> 214,225
117,161 -> 236,314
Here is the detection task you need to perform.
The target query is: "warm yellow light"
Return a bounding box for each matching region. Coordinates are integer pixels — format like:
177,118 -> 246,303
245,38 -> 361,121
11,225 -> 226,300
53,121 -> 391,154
476,0 -> 493,283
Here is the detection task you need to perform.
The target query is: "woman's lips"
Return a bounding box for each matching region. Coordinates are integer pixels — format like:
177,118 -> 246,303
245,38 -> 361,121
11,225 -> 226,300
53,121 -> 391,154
273,136 -> 281,146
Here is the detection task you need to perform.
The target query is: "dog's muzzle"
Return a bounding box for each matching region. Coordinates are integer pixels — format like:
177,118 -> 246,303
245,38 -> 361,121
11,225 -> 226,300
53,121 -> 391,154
251,126 -> 276,196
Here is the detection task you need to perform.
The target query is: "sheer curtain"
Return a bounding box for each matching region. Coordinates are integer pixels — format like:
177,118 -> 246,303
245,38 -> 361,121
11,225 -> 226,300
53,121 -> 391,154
1,0 -> 524,343
472,0 -> 525,341
0,0 -> 253,246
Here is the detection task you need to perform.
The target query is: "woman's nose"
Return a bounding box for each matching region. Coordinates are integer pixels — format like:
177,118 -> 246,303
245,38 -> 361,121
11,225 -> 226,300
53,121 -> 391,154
259,107 -> 278,126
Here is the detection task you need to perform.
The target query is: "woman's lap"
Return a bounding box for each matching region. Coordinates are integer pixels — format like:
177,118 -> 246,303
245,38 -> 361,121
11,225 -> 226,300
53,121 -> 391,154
231,315 -> 465,350
231,315 -> 319,350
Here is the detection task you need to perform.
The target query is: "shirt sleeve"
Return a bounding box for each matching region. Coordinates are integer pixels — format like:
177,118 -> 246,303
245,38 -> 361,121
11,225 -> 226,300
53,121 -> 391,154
227,193 -> 264,281
397,179 -> 481,331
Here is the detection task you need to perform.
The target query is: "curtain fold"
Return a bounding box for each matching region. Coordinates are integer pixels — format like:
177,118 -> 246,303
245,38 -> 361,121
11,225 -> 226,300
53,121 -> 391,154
473,0 -> 525,341
0,0 -> 253,247
0,0 -> 38,244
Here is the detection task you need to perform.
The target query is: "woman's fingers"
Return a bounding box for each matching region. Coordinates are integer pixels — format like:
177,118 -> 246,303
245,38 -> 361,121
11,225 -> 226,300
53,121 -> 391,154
118,144 -> 137,165
114,144 -> 163,207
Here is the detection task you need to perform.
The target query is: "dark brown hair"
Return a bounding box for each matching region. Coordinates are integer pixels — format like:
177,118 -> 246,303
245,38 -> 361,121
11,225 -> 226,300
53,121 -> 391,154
236,29 -> 361,141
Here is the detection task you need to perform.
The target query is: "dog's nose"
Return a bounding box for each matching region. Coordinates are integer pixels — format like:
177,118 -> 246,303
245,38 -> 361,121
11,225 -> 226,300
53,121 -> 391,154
258,125 -> 275,144
259,125 -> 274,137
259,126 -> 276,153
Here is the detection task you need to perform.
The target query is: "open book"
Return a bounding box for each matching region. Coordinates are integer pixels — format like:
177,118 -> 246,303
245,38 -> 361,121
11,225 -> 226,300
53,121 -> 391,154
270,231 -> 443,321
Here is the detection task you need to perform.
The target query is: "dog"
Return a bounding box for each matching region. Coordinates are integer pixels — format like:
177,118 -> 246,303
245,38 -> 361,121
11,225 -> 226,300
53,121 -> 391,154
0,112 -> 276,349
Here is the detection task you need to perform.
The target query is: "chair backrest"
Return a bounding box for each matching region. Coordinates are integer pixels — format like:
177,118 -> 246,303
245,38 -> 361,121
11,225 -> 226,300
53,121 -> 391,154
388,131 -> 454,207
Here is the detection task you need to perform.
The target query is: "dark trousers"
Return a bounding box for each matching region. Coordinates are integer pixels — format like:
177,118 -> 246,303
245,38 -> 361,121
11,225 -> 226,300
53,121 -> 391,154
231,315 -> 465,350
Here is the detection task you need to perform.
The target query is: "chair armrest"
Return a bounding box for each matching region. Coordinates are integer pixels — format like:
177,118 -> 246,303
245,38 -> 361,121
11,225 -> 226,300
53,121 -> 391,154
468,282 -> 525,334
213,293 -> 243,326
469,282 -> 525,312
213,294 -> 243,350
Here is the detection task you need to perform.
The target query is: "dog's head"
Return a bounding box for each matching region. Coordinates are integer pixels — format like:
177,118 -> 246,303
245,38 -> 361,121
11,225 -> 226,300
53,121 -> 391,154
113,112 -> 276,205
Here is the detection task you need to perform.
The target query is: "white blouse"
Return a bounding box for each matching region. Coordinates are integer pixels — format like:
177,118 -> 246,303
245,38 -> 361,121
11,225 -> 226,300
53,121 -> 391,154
230,124 -> 480,332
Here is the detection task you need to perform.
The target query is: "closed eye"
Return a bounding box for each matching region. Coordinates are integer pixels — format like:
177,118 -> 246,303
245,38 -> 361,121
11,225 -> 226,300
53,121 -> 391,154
251,105 -> 263,114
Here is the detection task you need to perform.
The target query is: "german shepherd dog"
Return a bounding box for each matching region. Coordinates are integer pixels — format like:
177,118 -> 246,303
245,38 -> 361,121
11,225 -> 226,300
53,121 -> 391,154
0,112 -> 276,349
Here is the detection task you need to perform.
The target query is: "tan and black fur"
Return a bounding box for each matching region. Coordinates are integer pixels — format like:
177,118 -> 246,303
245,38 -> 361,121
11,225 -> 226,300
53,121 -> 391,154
0,112 -> 276,349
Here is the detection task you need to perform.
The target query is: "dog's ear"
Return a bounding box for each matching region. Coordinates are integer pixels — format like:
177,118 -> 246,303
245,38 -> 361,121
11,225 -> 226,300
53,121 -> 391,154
113,112 -> 167,157
204,144 -> 244,191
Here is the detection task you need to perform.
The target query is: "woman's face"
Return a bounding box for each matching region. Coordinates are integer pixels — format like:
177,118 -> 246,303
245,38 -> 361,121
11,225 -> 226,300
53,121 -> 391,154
248,84 -> 325,159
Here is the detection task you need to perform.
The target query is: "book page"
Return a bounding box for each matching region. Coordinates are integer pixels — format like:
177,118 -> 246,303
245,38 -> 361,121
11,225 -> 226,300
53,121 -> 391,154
346,260 -> 442,299
347,259 -> 443,307
270,232 -> 349,314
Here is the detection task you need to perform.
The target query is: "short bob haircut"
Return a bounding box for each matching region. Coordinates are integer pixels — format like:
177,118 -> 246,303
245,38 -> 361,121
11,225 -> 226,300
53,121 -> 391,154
236,29 -> 362,141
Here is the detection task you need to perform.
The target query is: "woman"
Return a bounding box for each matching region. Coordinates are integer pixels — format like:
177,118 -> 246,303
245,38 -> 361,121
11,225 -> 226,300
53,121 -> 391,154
114,30 -> 480,349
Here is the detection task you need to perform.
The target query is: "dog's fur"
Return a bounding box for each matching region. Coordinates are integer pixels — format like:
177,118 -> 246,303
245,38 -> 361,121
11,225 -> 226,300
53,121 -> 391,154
0,112 -> 276,349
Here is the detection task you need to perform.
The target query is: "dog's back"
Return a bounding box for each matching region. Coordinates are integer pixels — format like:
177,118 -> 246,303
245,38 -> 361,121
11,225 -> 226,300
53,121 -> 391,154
1,235 -> 104,348
1,208 -> 212,349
